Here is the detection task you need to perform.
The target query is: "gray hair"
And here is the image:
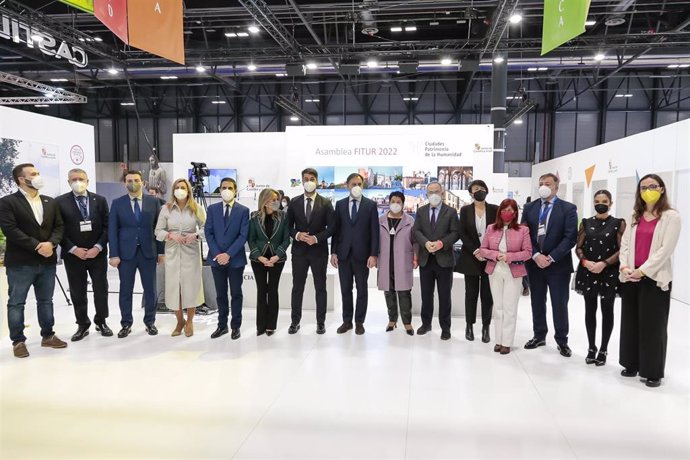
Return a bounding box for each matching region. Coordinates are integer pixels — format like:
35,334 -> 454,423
67,168 -> 88,178
426,181 -> 444,192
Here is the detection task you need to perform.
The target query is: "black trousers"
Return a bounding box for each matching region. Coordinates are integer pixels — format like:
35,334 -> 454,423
251,261 -> 284,332
619,278 -> 671,380
419,257 -> 453,332
584,293 -> 614,351
63,252 -> 109,327
464,273 -> 493,326
384,290 -> 412,324
338,257 -> 370,324
291,250 -> 328,325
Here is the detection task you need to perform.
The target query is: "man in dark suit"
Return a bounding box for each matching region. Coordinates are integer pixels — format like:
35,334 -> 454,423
456,179 -> 498,343
413,181 -> 460,340
56,168 -> 111,341
286,167 -> 335,335
108,170 -> 164,338
205,177 -> 250,340
521,173 -> 578,357
331,173 -> 379,335
0,163 -> 67,358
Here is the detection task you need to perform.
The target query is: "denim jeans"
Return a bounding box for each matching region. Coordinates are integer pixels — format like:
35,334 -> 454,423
6,264 -> 57,344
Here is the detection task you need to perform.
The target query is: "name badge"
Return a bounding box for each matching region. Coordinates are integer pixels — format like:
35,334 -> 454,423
80,221 -> 93,232
389,227 -> 396,236
537,223 -> 546,236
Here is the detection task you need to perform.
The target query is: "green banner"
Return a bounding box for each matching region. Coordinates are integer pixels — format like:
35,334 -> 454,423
60,0 -> 94,14
541,0 -> 591,55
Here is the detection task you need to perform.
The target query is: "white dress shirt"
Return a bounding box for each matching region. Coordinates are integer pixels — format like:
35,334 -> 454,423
19,187 -> 43,225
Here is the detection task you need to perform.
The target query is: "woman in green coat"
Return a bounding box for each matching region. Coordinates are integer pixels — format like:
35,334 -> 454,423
248,188 -> 291,335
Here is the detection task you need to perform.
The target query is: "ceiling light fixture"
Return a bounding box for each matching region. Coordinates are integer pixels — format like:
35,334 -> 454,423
107,68 -> 119,75
366,59 -> 379,68
441,57 -> 453,65
120,102 -> 135,106
527,67 -> 538,71
493,56 -> 505,64
509,13 -> 522,24
390,26 -> 403,32
160,75 -> 178,80
195,65 -> 206,73
404,25 -> 417,32
275,73 -> 287,77
304,99 -> 320,103
248,25 -> 260,34
402,97 -> 419,101
94,36 -> 103,42
678,64 -> 690,68
247,63 -> 257,71
50,78 -> 68,82
236,32 -> 249,37
429,21 -> 439,26
585,19 -> 596,26
513,118 -> 524,125
614,93 -> 633,98
290,116 -> 300,121
594,53 -> 606,61
537,67 -> 547,71
306,62 -> 318,70
34,104 -> 50,108
224,32 -> 237,37
211,100 -> 226,104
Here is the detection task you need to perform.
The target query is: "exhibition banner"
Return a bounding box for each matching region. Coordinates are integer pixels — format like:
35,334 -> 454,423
128,0 -> 185,64
541,0 -> 591,55
60,0 -> 95,14
95,0 -> 129,44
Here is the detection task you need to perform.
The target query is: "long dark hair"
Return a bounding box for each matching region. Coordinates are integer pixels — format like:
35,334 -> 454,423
492,198 -> 521,231
632,174 -> 671,225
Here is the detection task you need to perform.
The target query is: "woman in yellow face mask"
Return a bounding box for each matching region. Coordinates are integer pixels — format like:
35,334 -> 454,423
618,174 -> 681,388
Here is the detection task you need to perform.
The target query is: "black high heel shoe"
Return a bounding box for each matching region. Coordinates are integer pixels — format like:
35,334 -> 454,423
595,350 -> 607,366
386,323 -> 397,332
404,325 -> 414,336
585,348 -> 597,364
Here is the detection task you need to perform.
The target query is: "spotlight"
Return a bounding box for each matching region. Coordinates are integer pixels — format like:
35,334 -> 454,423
247,63 -> 257,71
107,68 -> 119,75
248,25 -> 260,34
196,65 -> 206,73
493,56 -> 505,64
594,53 -> 606,61
509,13 -> 522,24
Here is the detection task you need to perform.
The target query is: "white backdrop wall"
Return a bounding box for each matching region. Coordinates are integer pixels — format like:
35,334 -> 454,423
532,119 -> 690,305
0,106 -> 96,197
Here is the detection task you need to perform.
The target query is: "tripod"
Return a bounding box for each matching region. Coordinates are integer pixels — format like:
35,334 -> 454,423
55,274 -> 72,305
190,175 -> 215,315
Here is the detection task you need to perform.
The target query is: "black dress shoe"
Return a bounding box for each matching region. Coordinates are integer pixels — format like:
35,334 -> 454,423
288,323 -> 300,334
585,348 -> 597,364
405,327 -> 414,336
595,351 -> 607,366
481,325 -> 490,343
337,322 -> 353,334
440,330 -> 451,341
211,326 -> 229,339
620,368 -> 638,377
316,323 -> 326,335
645,378 -> 661,388
524,337 -> 546,349
522,287 -> 530,296
145,324 -> 158,336
95,322 -> 113,337
465,324 -> 474,341
71,327 -> 90,342
557,344 -> 572,357
231,329 -> 241,340
355,323 -> 365,335
117,325 -> 132,338
266,330 -> 275,336
416,325 -> 431,335
257,330 -> 266,336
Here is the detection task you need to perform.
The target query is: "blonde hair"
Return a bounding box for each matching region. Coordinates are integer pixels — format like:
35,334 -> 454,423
257,188 -> 279,226
167,178 -> 199,216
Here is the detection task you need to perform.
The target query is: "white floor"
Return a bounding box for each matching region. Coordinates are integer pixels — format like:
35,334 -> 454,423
1,266 -> 689,460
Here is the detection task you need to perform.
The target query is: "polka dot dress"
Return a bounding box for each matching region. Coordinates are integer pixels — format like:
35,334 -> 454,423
575,216 -> 624,298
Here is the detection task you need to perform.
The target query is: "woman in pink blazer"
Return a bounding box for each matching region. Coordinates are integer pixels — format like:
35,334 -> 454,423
480,198 -> 532,354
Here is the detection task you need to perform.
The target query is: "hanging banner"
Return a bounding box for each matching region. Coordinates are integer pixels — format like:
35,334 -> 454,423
128,0 -> 185,65
59,0 -> 94,14
541,0 -> 591,55
94,0 -> 129,44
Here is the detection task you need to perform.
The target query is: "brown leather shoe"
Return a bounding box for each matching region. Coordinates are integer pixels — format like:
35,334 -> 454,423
494,344 -> 502,353
13,342 -> 29,358
41,335 -> 67,349
336,322 -> 353,334
500,346 -> 511,355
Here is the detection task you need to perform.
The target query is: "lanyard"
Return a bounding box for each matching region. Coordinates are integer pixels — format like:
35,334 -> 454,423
539,201 -> 552,223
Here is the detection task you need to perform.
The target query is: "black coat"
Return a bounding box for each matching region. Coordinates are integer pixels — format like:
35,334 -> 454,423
412,203 -> 460,269
286,193 -> 335,256
456,202 -> 498,275
0,191 -> 64,267
331,196 -> 379,261
55,191 -> 109,257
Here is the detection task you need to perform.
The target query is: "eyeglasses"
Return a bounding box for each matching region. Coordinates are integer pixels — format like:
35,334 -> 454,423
639,184 -> 661,191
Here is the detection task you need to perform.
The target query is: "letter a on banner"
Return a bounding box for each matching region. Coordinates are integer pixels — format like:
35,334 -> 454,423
94,0 -> 129,44
128,0 -> 185,64
541,0 -> 591,55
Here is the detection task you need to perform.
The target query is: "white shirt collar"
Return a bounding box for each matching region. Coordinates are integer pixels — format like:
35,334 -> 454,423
350,195 -> 362,203
19,187 -> 40,201
128,192 -> 143,201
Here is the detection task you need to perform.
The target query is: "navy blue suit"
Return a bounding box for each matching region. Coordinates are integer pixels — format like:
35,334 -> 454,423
331,196 -> 380,324
108,194 -> 164,327
205,200 -> 249,330
521,196 -> 578,345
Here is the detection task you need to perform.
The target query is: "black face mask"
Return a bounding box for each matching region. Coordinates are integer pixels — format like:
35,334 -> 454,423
594,204 -> 609,214
473,190 -> 487,202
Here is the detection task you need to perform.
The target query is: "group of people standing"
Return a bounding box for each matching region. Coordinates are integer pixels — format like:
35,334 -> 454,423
0,164 -> 681,388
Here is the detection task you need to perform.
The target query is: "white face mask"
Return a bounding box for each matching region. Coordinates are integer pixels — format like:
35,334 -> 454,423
428,193 -> 442,207
26,175 -> 44,190
303,180 -> 317,193
70,180 -> 87,194
538,185 -> 553,200
389,203 -> 403,214
174,188 -> 188,200
221,189 -> 235,202
270,201 -> 280,211
350,185 -> 363,199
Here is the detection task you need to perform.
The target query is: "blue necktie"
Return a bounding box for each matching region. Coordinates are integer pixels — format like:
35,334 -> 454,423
133,198 -> 141,222
77,195 -> 88,220
431,207 -> 437,232
351,199 -> 358,221
537,200 -> 551,250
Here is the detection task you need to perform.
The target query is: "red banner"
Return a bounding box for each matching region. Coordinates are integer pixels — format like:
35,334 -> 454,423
128,0 -> 185,64
94,0 -> 129,44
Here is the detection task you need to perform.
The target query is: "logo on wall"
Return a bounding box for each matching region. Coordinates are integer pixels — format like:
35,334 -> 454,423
608,160 -> 618,173
70,145 -> 85,165
0,13 -> 88,68
473,143 -> 493,154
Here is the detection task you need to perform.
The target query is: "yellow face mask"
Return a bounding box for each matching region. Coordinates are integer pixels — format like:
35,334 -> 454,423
641,189 -> 661,204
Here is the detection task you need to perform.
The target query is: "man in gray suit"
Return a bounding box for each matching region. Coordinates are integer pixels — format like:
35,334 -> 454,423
413,181 -> 460,340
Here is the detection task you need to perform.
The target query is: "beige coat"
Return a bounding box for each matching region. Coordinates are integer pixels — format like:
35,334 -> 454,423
155,203 -> 207,309
619,209 -> 681,291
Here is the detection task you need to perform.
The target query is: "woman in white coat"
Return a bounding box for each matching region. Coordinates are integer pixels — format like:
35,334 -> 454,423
155,178 -> 206,337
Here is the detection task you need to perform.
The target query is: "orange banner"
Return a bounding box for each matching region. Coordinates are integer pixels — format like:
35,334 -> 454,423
127,0 -> 185,64
585,164 -> 596,187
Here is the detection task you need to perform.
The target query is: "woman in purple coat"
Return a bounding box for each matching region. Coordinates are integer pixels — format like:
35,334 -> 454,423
377,191 -> 419,335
